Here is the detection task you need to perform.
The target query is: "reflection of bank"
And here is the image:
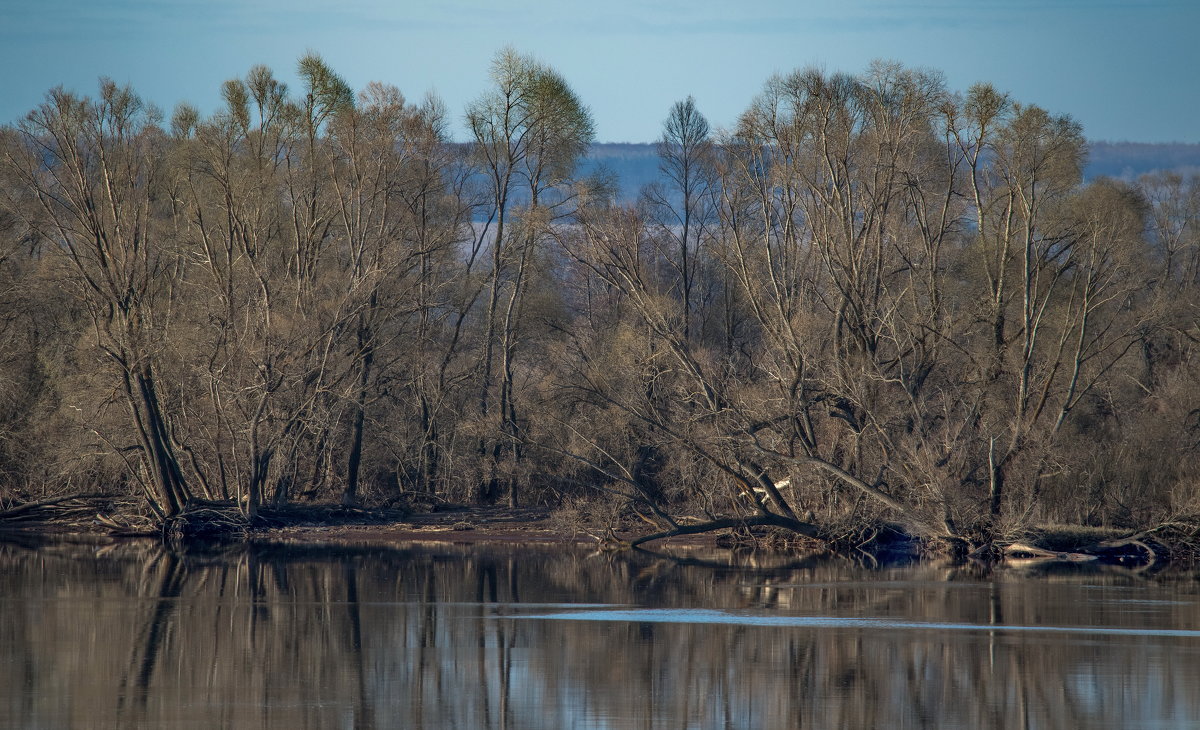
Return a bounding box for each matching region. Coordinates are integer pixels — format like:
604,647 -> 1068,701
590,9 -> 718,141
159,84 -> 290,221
1,540 -> 1197,729
118,551 -> 186,715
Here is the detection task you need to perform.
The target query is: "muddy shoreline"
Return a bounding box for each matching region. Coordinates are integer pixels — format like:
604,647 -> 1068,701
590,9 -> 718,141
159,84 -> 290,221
3,498 -> 1197,569
0,502 -> 721,551
251,506 -> 609,548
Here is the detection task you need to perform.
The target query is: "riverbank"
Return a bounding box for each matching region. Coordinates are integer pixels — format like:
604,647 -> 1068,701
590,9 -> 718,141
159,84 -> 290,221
254,505 -> 598,547
3,494 -> 1198,568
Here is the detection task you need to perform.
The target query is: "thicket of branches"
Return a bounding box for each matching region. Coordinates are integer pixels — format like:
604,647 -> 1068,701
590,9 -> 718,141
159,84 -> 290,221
2,52 -> 1199,543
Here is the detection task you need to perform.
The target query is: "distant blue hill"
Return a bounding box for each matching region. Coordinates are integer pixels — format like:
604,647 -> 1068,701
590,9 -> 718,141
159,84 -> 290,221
1086,141 -> 1200,181
581,141 -> 1200,203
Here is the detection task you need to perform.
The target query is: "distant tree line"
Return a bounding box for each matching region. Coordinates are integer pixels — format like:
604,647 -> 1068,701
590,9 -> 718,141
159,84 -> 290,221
1086,141 -> 1200,181
2,51 -> 1199,543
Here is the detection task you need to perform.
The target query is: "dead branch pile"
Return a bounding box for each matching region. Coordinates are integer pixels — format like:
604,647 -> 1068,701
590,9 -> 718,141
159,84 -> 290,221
0,494 -> 111,531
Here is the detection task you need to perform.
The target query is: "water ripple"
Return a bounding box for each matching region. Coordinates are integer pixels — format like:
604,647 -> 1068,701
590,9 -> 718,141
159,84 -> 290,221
517,608 -> 1200,638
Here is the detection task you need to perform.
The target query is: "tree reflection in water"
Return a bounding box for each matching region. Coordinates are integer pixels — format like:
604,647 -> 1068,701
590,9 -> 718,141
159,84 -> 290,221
1,540 -> 1199,728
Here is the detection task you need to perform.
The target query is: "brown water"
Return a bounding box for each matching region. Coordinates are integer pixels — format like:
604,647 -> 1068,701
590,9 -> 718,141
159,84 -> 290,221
2,538 -> 1199,729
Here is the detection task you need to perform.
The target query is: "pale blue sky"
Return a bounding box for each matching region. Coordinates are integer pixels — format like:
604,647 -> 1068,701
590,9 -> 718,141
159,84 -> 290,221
1,0 -> 1195,142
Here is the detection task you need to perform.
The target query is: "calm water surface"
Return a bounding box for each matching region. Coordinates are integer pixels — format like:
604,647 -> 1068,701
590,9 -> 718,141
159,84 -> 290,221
2,538 -> 1199,729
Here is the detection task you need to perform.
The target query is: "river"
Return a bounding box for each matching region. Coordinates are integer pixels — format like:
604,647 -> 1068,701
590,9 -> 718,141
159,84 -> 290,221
1,538 -> 1198,728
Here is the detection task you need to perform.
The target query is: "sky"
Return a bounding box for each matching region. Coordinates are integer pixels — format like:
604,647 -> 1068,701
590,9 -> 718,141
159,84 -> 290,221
1,0 -> 1196,144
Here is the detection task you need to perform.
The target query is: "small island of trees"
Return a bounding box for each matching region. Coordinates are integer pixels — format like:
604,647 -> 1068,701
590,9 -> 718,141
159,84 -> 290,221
1,50 -> 1198,561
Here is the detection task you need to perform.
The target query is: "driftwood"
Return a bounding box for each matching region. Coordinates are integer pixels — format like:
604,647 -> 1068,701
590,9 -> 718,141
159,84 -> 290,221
94,512 -> 127,530
0,494 -> 108,522
1003,542 -> 1097,562
629,512 -> 822,548
1003,537 -> 1167,567
1094,536 -> 1162,569
94,512 -> 158,537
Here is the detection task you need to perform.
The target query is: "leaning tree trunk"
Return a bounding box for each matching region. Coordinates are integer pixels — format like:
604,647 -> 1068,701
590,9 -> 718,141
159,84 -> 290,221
119,364 -> 190,518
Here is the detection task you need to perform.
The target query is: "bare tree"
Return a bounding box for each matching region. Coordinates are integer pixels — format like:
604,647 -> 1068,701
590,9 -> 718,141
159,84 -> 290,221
467,48 -> 594,507
0,82 -> 190,517
643,96 -> 714,342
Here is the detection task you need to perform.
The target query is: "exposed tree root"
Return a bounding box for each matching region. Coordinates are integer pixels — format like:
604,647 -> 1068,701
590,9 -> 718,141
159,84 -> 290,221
161,506 -> 249,541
